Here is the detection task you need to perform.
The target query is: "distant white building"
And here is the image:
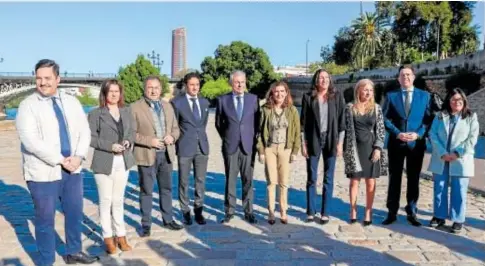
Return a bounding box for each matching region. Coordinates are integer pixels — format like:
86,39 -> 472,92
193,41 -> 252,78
274,65 -> 312,77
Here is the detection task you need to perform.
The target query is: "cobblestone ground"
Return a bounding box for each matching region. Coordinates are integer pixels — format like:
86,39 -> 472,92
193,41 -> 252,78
0,116 -> 484,266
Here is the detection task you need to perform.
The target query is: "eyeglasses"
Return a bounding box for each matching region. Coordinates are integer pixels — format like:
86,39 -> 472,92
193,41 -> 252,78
450,98 -> 464,103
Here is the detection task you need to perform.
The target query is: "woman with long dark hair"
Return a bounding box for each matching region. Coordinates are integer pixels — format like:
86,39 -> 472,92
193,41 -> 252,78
427,88 -> 479,233
88,79 -> 135,253
300,69 -> 346,224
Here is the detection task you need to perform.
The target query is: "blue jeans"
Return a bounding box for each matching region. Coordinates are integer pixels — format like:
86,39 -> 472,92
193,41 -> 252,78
306,134 -> 337,216
27,171 -> 83,266
433,163 -> 470,223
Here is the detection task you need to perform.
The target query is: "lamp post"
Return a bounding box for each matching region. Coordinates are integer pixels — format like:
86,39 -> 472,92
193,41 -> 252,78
147,50 -> 162,72
306,39 -> 310,76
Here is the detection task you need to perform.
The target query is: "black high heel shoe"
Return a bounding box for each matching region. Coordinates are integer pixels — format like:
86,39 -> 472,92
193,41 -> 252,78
350,219 -> 358,224
363,220 -> 372,226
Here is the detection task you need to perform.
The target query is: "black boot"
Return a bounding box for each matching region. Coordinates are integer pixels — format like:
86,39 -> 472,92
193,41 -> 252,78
194,207 -> 206,225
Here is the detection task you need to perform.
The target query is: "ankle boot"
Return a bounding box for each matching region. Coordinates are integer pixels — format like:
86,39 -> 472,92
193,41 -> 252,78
104,237 -> 118,254
116,236 -> 132,251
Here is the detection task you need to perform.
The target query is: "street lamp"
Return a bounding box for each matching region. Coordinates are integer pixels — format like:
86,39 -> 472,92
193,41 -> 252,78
306,39 -> 310,76
147,50 -> 162,72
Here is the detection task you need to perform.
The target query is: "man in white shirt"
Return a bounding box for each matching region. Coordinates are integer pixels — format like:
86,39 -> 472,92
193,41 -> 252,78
15,59 -> 98,265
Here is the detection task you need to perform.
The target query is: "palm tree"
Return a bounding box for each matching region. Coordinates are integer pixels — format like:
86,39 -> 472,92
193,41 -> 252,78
351,12 -> 388,69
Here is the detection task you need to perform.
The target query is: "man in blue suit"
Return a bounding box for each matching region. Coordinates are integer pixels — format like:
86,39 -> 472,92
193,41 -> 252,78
382,65 -> 432,226
215,70 -> 260,224
171,73 -> 210,226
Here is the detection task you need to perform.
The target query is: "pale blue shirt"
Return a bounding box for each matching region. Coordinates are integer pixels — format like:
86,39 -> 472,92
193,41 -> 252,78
402,87 -> 414,105
232,92 -> 244,113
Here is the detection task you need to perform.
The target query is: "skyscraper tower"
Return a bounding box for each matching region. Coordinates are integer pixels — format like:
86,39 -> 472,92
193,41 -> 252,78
171,27 -> 187,78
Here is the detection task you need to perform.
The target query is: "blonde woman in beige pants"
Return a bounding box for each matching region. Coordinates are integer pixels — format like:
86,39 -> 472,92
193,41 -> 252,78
257,81 -> 301,225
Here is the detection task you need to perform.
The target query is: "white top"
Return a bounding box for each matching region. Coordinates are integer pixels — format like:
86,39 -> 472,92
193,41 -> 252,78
15,90 -> 91,182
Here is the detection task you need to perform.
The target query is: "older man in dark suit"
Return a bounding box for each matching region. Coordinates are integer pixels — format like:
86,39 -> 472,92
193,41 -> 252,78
215,70 -> 260,224
171,73 -> 210,225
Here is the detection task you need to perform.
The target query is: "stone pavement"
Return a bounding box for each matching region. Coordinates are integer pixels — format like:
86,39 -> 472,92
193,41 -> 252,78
0,116 -> 484,266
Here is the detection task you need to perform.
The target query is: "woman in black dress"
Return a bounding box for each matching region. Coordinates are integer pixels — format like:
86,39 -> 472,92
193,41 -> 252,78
343,79 -> 387,226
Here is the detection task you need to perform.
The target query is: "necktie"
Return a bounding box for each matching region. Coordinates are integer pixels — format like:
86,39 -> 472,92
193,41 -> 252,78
404,90 -> 411,116
236,96 -> 243,121
52,98 -> 71,157
153,101 -> 161,116
190,98 -> 201,122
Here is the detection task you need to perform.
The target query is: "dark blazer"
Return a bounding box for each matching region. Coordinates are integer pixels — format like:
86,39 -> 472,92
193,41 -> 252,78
215,92 -> 260,155
300,90 -> 346,156
88,106 -> 136,175
382,88 -> 432,149
171,93 -> 210,157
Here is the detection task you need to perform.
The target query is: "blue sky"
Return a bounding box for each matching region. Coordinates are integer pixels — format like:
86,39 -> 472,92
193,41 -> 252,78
0,1 -> 483,75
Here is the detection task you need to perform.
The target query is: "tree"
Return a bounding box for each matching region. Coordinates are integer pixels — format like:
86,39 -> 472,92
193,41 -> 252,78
118,55 -> 170,103
320,45 -> 333,64
332,27 -> 356,66
308,62 -> 350,76
351,12 -> 387,69
200,78 -> 232,101
201,41 -> 279,98
449,1 -> 479,55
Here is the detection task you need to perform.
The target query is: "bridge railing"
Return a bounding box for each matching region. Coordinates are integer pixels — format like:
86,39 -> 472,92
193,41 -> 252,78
0,72 -> 117,78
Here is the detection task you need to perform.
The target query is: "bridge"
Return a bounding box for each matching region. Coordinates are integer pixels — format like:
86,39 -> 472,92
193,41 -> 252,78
0,72 -> 181,119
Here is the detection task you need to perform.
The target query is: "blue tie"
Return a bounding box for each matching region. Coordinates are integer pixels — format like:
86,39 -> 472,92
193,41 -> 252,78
190,98 -> 201,122
154,101 -> 161,116
52,98 -> 71,157
236,96 -> 243,121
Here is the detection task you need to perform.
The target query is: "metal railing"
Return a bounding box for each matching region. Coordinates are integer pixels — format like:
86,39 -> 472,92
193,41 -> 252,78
0,72 -> 117,78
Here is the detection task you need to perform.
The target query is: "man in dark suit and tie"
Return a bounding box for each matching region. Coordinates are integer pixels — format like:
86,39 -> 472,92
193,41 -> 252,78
382,65 -> 432,226
171,72 -> 210,225
215,70 -> 260,224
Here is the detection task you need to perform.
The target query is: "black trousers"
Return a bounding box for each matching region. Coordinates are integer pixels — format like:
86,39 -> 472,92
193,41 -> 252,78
138,150 -> 174,227
223,144 -> 254,215
178,144 -> 209,213
386,143 -> 425,216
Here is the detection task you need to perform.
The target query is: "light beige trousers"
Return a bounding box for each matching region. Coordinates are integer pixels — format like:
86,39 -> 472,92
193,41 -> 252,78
264,143 -> 291,215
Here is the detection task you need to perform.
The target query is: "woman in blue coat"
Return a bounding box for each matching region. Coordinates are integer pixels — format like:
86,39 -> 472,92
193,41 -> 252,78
427,88 -> 479,233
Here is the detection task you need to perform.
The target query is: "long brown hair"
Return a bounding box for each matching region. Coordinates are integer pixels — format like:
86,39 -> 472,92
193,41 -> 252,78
311,69 -> 336,99
264,81 -> 293,108
99,79 -> 125,108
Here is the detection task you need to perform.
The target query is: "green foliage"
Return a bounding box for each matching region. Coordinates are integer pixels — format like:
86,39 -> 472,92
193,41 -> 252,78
332,27 -> 356,66
200,41 -> 279,98
445,70 -> 481,96
76,88 -> 98,106
5,96 -> 26,108
309,62 -> 350,76
351,12 -> 388,69
118,55 -> 170,104
329,1 -> 479,72
200,78 -> 232,101
320,45 -> 333,64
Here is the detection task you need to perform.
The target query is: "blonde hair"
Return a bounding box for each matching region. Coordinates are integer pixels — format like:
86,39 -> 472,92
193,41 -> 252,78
353,79 -> 375,115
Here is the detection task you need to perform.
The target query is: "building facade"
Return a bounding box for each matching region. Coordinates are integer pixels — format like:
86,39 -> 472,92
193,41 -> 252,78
171,27 -> 187,78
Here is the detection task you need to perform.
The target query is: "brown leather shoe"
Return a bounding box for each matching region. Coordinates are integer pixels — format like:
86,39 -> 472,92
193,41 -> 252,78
116,236 -> 132,251
104,237 -> 118,254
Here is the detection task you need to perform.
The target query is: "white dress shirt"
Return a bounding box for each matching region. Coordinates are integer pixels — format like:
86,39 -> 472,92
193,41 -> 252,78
186,93 -> 201,117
